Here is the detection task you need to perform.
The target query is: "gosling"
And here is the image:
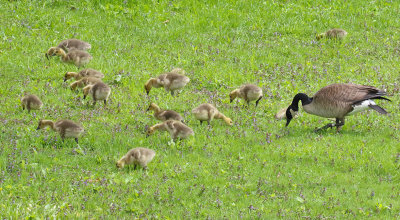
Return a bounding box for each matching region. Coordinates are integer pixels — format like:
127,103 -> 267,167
83,82 -> 111,106
116,147 -> 156,170
21,94 -> 43,112
46,39 -> 91,59
192,103 -> 232,125
147,120 -> 194,141
64,68 -> 104,82
316,28 -> 348,40
144,72 -> 190,96
53,48 -> 92,68
147,103 -> 184,122
36,119 -> 84,144
70,77 -> 103,90
230,84 -> 263,107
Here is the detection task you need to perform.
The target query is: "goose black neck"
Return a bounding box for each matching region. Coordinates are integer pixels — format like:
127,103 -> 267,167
290,93 -> 312,111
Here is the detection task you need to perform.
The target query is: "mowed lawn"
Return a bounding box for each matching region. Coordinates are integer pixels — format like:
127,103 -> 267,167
1,0 -> 400,218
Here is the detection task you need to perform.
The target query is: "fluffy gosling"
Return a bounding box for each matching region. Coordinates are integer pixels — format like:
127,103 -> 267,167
316,28 -> 348,40
83,82 -> 111,106
145,72 -> 190,96
116,147 -> 156,170
64,68 -> 104,82
37,119 -> 84,143
21,94 -> 43,112
230,84 -> 263,107
192,103 -> 232,125
147,120 -> 194,141
46,39 -> 91,59
70,77 -> 103,91
147,103 -> 184,122
53,48 -> 92,68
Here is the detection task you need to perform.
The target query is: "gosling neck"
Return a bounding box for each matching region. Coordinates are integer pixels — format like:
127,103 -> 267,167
42,120 -> 56,131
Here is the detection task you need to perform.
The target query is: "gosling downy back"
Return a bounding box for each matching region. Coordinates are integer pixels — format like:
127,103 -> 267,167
116,147 -> 156,169
54,48 -> 92,68
147,103 -> 184,122
192,103 -> 232,125
70,77 -> 103,90
64,68 -> 104,82
317,28 -> 348,40
230,84 -> 263,106
57,39 -> 91,51
21,94 -> 43,112
83,82 -> 111,106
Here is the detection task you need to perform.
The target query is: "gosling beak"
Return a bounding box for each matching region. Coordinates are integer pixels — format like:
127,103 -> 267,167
36,126 -> 40,130
63,78 -> 67,82
146,133 -> 149,138
230,99 -> 233,103
83,95 -> 86,99
146,107 -> 150,111
45,53 -> 49,60
146,90 -> 149,95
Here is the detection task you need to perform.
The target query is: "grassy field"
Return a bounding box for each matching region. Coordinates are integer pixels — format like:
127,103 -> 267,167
1,0 -> 400,218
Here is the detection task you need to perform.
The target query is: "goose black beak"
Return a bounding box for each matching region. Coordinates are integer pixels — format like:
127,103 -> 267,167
36,126 -> 40,130
63,78 -> 67,82
45,53 -> 49,60
83,95 -> 86,99
230,99 -> 233,103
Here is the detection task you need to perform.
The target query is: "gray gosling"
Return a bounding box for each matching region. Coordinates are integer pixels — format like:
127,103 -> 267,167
170,68 -> 186,75
116,147 -> 156,170
147,120 -> 194,141
53,48 -> 92,68
316,28 -> 348,40
145,72 -> 190,96
192,103 -> 232,125
70,77 -> 103,91
230,84 -> 263,107
147,103 -> 184,122
37,119 -> 84,143
64,68 -> 104,82
83,82 -> 111,106
46,39 -> 91,59
21,94 -> 43,112
284,83 -> 390,132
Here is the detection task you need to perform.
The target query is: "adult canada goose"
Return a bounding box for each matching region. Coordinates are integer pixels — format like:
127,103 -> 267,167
36,119 -> 84,143
116,147 -> 156,170
70,77 -> 103,90
144,72 -> 190,96
146,120 -> 194,140
192,103 -> 232,125
147,103 -> 184,122
46,39 -> 91,59
83,82 -> 111,106
21,94 -> 43,112
284,83 -> 390,132
316,28 -> 348,40
230,84 -> 263,107
53,48 -> 92,68
64,68 -> 104,82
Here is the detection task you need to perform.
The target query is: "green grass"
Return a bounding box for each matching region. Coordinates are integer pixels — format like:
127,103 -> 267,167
1,0 -> 400,218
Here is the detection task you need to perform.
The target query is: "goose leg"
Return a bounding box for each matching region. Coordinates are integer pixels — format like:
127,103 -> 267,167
315,122 -> 335,132
255,96 -> 262,107
335,118 -> 345,133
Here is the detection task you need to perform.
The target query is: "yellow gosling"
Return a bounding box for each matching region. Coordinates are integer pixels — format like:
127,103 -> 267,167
53,48 -> 92,68
83,82 -> 111,106
145,72 -> 190,96
64,68 -> 104,82
36,119 -> 84,144
21,94 -> 43,113
192,103 -> 232,125
230,84 -> 263,107
147,103 -> 183,122
116,147 -> 156,170
146,120 -> 194,141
